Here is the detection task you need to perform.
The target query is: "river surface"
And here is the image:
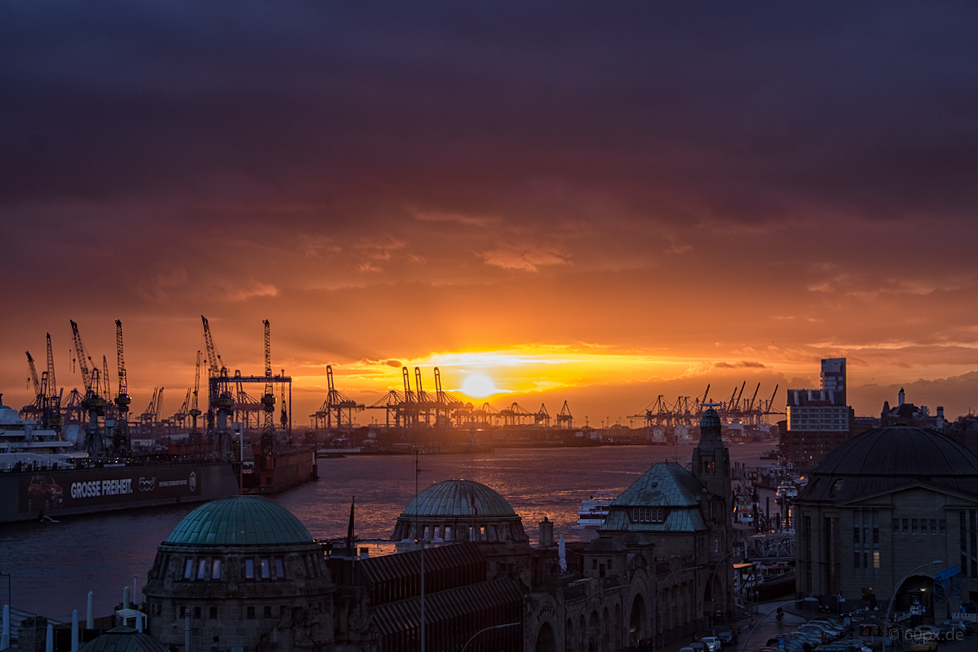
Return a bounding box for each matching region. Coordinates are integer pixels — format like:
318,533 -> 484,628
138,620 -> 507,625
0,441 -> 776,621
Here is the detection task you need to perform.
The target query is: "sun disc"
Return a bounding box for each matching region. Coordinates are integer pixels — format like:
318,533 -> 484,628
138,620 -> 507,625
461,374 -> 497,398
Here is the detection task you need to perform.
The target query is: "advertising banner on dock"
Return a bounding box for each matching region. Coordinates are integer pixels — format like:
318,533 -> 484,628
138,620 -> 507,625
18,465 -> 202,514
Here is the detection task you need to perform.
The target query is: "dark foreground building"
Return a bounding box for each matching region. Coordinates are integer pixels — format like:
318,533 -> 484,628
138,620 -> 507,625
795,425 -> 978,618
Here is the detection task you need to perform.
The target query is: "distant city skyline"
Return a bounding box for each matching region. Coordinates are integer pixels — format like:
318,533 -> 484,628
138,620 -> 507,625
2,4 -> 977,425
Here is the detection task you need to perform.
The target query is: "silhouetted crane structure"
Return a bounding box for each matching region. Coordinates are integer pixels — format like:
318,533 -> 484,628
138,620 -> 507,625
556,401 -> 573,429
189,350 -> 202,434
630,382 -> 783,437
111,320 -> 132,454
200,316 -> 293,456
70,320 -> 107,454
311,366 -> 364,430
533,404 -> 550,428
366,390 -> 405,428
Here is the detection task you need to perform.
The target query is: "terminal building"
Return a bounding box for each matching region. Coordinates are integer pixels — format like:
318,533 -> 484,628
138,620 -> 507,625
794,424 -> 978,618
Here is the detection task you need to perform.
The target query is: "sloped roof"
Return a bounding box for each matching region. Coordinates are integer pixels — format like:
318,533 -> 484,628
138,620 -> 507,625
599,461 -> 708,533
613,461 -> 705,507
799,426 -> 978,503
164,495 -> 312,546
370,578 -> 523,636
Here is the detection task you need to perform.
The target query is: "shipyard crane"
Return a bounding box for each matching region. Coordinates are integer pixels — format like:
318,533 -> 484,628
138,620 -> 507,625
312,365 -> 364,430
44,333 -> 63,428
25,352 -> 40,396
413,367 -> 433,426
140,388 -> 162,424
201,315 -> 233,452
280,369 -> 288,435
432,367 -> 464,427
260,320 -> 276,454
533,404 -> 551,428
114,320 -> 131,416
172,389 -> 191,429
70,320 -> 106,454
200,315 -> 225,376
69,320 -> 93,393
365,390 -> 405,428
556,401 -> 573,429
189,351 -> 202,433
21,351 -> 44,421
46,333 -> 58,404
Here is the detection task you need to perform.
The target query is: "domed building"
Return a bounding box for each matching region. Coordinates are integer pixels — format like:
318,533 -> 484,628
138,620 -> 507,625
795,425 -> 978,618
392,479 -> 532,584
142,495 -> 334,652
79,627 -> 170,652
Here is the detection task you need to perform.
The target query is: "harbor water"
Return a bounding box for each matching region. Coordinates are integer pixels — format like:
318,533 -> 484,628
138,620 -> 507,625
0,441 -> 775,621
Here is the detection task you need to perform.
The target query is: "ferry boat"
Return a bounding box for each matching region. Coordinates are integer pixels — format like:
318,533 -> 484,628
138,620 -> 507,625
577,491 -> 615,526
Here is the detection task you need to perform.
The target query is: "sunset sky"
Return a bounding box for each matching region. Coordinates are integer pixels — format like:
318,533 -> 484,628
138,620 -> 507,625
2,3 -> 977,426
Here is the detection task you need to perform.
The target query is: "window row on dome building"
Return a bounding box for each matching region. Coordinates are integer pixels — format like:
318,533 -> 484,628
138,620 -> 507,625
156,552 -> 325,582
630,507 -> 666,524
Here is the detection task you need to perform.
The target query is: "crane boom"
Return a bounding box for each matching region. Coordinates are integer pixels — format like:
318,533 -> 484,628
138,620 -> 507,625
115,320 -> 129,399
69,320 -> 93,392
261,320 -> 275,435
25,352 -> 39,395
201,315 -> 224,376
45,333 -> 58,401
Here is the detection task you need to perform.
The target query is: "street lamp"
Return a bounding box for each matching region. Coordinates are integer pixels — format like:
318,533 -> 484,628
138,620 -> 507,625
884,559 -> 943,633
708,551 -> 733,635
460,622 -> 519,652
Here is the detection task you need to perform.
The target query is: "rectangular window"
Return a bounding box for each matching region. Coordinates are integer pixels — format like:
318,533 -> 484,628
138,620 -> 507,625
903,518 -> 909,533
264,606 -> 272,618
247,606 -> 255,619
893,518 -> 900,533
193,606 -> 201,619
197,559 -> 207,580
275,558 -> 284,579
184,558 -> 194,579
211,559 -> 221,580
941,519 -> 947,535
912,519 -> 918,534
931,519 -> 937,535
873,551 -> 880,570
961,511 -> 968,576
260,558 -> 270,579
209,607 -> 217,620
245,559 -> 255,579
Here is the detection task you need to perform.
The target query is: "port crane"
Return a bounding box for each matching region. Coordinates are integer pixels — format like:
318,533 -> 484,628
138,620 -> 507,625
311,365 -> 364,430
70,320 -> 107,454
113,320 -> 132,455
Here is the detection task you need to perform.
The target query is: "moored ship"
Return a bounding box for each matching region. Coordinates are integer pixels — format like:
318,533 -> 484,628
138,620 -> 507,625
577,491 -> 615,526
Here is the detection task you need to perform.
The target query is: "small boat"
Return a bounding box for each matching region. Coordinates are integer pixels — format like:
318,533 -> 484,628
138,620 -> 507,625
577,491 -> 615,526
775,480 -> 798,502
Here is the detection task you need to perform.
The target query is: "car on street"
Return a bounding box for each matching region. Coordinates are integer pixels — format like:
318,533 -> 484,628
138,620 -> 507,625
700,636 -> 721,651
908,633 -> 938,652
942,618 -> 974,635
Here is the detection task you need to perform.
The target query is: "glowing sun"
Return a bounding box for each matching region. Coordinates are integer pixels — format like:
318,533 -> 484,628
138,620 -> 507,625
461,374 -> 498,398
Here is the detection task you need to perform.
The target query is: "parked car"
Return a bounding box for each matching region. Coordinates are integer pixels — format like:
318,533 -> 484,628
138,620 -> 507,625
942,617 -> 974,634
700,636 -> 721,651
909,633 -> 938,652
718,629 -> 737,646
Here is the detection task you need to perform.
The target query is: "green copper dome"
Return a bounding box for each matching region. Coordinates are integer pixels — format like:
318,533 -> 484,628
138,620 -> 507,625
79,627 -> 169,652
401,480 -> 516,518
164,495 -> 312,546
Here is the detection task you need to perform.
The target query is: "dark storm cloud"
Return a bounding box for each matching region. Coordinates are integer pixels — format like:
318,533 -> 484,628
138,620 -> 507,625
2,2 -> 977,229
